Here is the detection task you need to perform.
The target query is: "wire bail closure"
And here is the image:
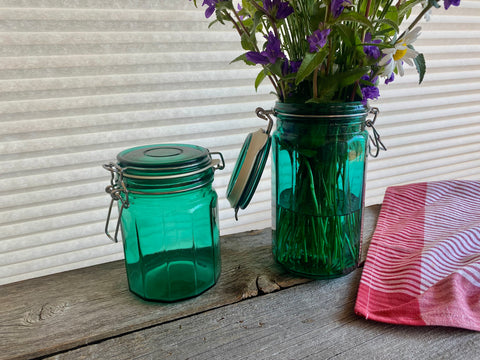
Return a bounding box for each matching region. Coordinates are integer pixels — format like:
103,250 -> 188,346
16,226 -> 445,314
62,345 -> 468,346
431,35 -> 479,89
103,163 -> 129,243
103,152 -> 225,243
365,107 -> 386,158
255,107 -> 274,135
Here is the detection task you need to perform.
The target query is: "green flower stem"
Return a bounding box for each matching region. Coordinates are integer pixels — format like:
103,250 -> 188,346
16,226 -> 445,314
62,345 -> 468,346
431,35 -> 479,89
305,158 -> 320,214
223,9 -> 243,36
313,67 -> 319,98
273,112 -> 367,278
364,0 -> 373,18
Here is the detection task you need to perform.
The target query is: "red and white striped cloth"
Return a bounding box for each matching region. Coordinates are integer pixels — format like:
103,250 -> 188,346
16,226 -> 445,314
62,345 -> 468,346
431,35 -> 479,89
355,180 -> 480,331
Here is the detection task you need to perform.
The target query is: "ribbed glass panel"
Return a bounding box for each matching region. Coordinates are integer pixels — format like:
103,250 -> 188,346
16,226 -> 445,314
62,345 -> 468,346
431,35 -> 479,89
0,1 -> 479,284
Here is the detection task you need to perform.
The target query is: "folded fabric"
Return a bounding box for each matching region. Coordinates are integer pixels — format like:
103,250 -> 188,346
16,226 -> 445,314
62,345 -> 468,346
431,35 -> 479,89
355,180 -> 480,331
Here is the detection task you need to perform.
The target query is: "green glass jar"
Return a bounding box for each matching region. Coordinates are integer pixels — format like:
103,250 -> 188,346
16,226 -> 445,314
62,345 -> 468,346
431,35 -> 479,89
104,144 -> 224,302
272,102 -> 369,278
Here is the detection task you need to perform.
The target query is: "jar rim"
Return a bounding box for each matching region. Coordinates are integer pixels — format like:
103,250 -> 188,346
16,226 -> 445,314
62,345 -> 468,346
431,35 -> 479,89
274,101 -> 368,117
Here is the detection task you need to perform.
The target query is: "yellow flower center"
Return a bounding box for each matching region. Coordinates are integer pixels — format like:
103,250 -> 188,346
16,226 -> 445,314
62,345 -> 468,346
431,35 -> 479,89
393,43 -> 407,61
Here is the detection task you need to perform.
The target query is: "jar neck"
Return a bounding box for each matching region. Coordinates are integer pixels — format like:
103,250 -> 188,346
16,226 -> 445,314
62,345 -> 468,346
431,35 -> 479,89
274,101 -> 368,118
121,168 -> 215,193
274,102 -> 368,135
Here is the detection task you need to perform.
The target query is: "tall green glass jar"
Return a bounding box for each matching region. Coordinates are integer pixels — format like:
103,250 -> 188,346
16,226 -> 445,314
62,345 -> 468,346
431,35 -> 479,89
104,144 -> 224,302
272,102 -> 369,278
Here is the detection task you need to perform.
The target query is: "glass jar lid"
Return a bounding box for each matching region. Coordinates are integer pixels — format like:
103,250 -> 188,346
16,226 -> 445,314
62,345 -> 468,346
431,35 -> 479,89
116,144 -> 216,178
226,108 -> 273,220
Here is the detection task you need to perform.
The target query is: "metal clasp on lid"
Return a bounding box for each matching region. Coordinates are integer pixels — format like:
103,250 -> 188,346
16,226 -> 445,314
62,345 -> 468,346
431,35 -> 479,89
255,107 -> 274,135
103,163 -> 130,243
210,151 -> 226,171
365,107 -> 387,158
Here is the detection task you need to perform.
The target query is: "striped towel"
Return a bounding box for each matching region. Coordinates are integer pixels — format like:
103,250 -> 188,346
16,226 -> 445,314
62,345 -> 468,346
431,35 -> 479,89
355,180 -> 480,331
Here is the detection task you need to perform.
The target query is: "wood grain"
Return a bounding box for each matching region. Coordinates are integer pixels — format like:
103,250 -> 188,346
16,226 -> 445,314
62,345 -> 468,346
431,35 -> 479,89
0,205 -> 381,360
46,270 -> 480,360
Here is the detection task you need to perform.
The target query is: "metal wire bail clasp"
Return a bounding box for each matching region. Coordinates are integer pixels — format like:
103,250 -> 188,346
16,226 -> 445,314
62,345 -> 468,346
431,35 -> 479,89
255,107 -> 274,135
209,151 -> 226,171
103,163 -> 130,243
365,107 -> 387,158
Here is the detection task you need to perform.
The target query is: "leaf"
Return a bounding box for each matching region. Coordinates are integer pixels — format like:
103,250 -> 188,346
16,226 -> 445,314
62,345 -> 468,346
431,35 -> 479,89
242,11 -> 264,34
242,17 -> 253,28
335,12 -> 373,31
295,49 -> 328,86
241,32 -> 257,51
398,0 -> 423,18
208,19 -> 219,29
253,10 -> 264,29
216,1 -> 233,11
242,0 -> 259,16
413,52 -> 426,84
255,70 -> 267,91
375,27 -> 397,37
313,76 -> 338,102
333,24 -> 354,47
214,11 -> 226,25
374,18 -> 399,35
384,5 -> 399,24
229,53 -> 255,65
338,66 -> 370,88
268,60 -> 284,78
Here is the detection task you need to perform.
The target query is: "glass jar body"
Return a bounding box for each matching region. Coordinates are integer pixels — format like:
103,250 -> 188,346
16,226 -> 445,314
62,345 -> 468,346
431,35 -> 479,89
272,102 -> 368,278
119,183 -> 220,302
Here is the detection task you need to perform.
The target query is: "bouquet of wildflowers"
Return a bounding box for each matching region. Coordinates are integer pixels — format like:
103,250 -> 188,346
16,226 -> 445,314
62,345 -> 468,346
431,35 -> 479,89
192,0 -> 461,278
192,0 -> 460,104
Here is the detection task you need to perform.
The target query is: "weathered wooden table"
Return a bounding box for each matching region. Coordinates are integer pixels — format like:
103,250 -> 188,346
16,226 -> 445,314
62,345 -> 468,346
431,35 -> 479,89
1,204 -> 479,360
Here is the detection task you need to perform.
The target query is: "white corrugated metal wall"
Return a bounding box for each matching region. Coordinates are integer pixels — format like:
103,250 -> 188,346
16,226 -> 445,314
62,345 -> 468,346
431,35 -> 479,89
0,1 -> 478,284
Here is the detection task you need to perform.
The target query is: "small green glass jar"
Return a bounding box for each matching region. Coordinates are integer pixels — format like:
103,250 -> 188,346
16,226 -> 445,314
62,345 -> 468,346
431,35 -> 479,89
104,144 -> 224,302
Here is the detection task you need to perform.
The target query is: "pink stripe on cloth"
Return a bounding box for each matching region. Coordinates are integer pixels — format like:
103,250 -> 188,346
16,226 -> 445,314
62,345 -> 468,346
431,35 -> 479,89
355,180 -> 480,331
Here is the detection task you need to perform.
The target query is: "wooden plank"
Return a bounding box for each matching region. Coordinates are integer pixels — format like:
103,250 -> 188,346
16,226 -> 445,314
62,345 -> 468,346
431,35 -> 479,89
46,269 -> 480,360
0,205 -> 381,360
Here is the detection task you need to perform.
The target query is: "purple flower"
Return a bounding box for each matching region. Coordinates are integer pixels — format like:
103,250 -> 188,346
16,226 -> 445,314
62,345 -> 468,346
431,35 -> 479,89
444,0 -> 461,10
361,86 -> 380,105
307,29 -> 331,53
360,74 -> 380,105
264,0 -> 294,20
331,0 -> 351,18
282,59 -> 302,75
385,73 -> 395,85
282,60 -> 302,98
246,32 -> 286,65
363,33 -> 381,59
202,0 -> 227,18
237,3 -> 244,20
245,52 -> 271,65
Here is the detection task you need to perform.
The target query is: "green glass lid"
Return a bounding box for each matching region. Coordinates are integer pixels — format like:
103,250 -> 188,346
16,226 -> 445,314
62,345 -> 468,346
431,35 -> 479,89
226,108 -> 273,220
116,144 -> 212,175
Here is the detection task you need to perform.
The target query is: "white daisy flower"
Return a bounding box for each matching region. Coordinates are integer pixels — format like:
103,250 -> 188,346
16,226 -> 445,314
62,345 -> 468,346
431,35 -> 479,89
379,27 -> 421,77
